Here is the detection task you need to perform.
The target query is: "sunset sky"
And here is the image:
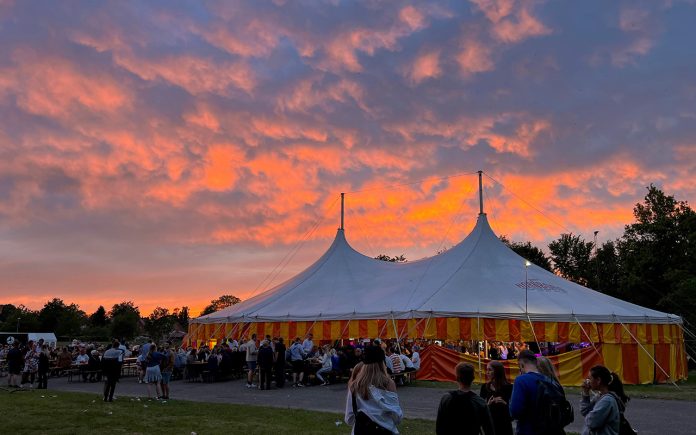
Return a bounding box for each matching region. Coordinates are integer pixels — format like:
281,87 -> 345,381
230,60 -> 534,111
1,0 -> 695,316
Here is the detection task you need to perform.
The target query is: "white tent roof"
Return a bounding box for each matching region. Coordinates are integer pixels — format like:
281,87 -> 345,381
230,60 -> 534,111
196,214 -> 680,325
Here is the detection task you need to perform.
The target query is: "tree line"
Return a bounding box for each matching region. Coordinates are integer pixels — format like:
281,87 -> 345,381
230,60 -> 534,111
0,295 -> 242,342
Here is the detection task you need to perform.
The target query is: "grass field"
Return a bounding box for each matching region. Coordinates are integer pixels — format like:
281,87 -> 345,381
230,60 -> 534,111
414,370 -> 696,401
0,389 -> 434,434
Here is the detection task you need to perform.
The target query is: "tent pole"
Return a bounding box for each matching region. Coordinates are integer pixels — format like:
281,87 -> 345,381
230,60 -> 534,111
340,318 -> 352,341
573,316 -> 603,360
391,315 -> 402,353
422,312 -> 433,341
477,314 -> 482,380
406,317 -> 425,340
525,314 -> 542,356
340,193 -> 345,230
478,170 -> 484,215
616,317 -> 680,389
379,319 -> 389,339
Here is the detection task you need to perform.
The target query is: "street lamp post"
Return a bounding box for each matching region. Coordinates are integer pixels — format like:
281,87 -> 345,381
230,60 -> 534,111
525,260 -> 531,314
16,317 -> 21,333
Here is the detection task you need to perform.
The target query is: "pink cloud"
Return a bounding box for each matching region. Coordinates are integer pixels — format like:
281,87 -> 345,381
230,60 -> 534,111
406,50 -> 442,84
457,38 -> 495,76
471,0 -> 551,43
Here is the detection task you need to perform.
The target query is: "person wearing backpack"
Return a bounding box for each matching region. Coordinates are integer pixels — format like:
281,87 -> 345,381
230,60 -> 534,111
510,350 -> 573,435
437,362 -> 495,435
580,365 -> 629,435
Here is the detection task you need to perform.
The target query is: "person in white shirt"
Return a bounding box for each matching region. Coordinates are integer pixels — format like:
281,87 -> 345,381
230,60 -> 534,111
399,352 -> 415,372
302,333 -> 314,355
410,346 -> 421,370
240,335 -> 258,388
345,345 -> 402,434
316,346 -> 334,386
75,347 -> 89,365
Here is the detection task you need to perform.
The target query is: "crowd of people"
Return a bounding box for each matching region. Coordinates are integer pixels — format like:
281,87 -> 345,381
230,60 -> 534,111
3,337 -> 635,434
179,333 -> 421,389
342,346 -> 632,435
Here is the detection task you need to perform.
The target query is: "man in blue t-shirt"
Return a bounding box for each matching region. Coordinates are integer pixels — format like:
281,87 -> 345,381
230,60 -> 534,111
509,349 -> 547,435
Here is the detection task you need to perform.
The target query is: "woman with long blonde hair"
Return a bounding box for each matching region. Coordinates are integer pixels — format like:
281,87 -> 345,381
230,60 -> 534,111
345,345 -> 402,434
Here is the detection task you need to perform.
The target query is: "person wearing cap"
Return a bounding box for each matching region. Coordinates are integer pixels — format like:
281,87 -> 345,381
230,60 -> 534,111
344,345 -> 403,434
509,349 -> 546,435
436,362 -> 494,435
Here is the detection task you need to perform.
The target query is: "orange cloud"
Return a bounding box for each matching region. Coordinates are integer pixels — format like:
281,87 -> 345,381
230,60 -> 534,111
5,49 -> 131,118
204,145 -> 244,191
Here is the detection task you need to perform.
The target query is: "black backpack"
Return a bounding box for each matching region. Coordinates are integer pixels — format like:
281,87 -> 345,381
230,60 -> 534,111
607,393 -> 637,435
534,376 -> 574,434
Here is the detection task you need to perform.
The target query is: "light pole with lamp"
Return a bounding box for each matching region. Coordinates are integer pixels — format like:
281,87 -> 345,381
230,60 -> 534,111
525,260 -> 531,314
16,317 -> 21,333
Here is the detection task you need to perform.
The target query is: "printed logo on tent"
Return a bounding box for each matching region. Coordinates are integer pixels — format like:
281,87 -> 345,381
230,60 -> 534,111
515,279 -> 567,293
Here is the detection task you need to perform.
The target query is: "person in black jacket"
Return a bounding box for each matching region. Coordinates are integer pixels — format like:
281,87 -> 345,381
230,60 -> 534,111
257,340 -> 275,390
480,360 -> 513,435
274,337 -> 286,388
436,362 -> 494,435
37,345 -> 50,389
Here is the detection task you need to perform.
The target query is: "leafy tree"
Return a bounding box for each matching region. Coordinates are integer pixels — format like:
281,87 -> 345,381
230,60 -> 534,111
587,240 -> 621,294
200,295 -> 242,316
109,301 -> 141,340
548,234 -> 594,285
174,306 -> 190,329
144,307 -> 176,342
88,306 -> 108,327
616,185 -> 696,324
375,254 -> 407,263
499,236 -> 553,272
38,298 -> 86,337
0,304 -> 40,332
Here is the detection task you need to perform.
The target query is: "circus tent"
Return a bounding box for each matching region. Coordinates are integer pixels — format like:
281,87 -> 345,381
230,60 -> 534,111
187,197 -> 687,385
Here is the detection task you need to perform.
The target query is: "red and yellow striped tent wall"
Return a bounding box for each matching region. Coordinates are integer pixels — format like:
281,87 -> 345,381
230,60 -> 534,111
186,317 -> 687,385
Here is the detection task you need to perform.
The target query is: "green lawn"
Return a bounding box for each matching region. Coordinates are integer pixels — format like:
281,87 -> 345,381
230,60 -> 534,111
414,370 -> 696,401
0,389 -> 434,434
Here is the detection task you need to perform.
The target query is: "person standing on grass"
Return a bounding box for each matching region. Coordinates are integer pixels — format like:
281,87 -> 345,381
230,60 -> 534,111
274,337 -> 286,388
102,340 -> 122,402
241,334 -> 258,388
344,345 -> 402,434
480,360 -> 513,435
6,341 -> 23,388
160,342 -> 175,400
144,344 -> 165,400
436,362 -> 494,435
22,342 -> 38,387
37,345 -> 50,389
